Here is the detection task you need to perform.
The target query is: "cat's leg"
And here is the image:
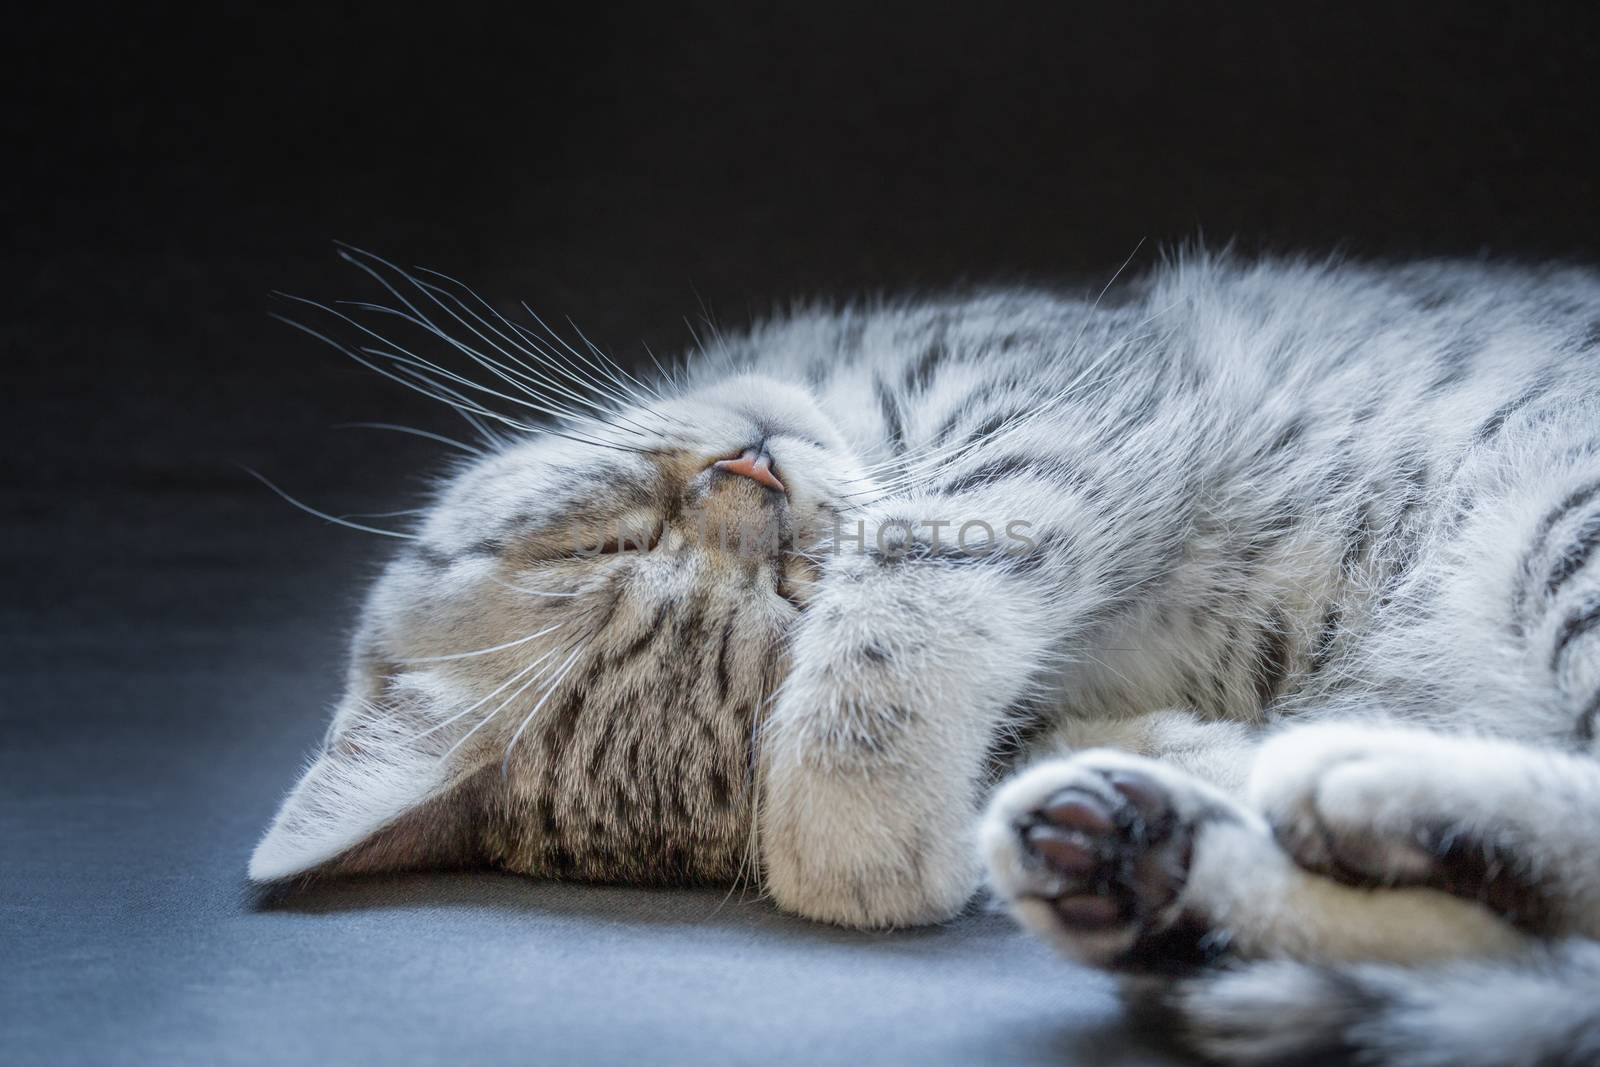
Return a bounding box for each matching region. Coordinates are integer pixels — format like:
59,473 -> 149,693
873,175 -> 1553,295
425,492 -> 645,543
757,477 -> 1186,927
757,541 -> 1064,928
1052,708 -> 1261,795
1254,723 -> 1600,938
1238,429 -> 1600,936
981,748 -> 1530,972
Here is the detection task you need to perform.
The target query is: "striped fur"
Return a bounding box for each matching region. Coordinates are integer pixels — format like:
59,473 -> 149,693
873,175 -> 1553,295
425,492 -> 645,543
255,252 -> 1600,1063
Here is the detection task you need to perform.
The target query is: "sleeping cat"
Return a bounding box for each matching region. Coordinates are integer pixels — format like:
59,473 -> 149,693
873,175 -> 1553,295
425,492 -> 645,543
253,249 -> 1600,1065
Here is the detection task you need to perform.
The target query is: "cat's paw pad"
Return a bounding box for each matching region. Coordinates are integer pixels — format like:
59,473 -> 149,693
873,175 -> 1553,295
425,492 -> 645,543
982,751 -> 1239,970
1252,724 -> 1548,927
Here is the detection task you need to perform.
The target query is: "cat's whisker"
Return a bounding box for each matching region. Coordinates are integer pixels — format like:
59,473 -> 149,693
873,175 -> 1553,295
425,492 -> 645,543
633,342 -> 691,396
410,277 -> 669,437
435,646 -> 572,758
395,622 -> 564,664
240,466 -> 418,540
511,297 -> 663,407
269,302 -> 539,439
329,251 -> 654,448
383,362 -> 538,434
560,311 -> 677,411
345,260 -> 668,441
358,340 -> 599,430
367,355 -> 664,460
404,646 -> 563,745
334,507 -> 431,521
513,312 -> 673,421
340,298 -> 604,423
335,248 -> 612,414
499,644 -> 587,776
325,294 -> 605,429
528,303 -> 670,406
332,421 -> 486,456
481,574 -> 585,599
381,262 -> 608,392
501,585 -> 582,598
454,406 -> 514,451
638,341 -> 684,398
375,357 -> 655,456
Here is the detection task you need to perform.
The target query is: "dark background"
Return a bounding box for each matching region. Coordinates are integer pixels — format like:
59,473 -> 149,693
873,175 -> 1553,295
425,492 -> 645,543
5,3 -> 1599,1064
13,2 -> 1600,502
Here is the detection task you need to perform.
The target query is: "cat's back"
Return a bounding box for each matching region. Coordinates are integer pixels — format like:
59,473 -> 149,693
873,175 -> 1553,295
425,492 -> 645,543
710,256 -> 1600,471
732,255 -> 1599,388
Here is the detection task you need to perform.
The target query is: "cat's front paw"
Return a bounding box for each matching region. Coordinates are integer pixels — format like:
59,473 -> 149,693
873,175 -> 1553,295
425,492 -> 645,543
760,757 -> 982,929
1252,724 -> 1554,929
982,751 -> 1244,972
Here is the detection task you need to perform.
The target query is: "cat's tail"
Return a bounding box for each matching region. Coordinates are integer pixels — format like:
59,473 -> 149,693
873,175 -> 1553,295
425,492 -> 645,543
1151,940 -> 1600,1067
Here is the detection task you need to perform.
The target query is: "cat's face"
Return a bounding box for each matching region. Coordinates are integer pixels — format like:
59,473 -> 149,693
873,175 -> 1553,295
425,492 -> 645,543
251,373 -> 872,886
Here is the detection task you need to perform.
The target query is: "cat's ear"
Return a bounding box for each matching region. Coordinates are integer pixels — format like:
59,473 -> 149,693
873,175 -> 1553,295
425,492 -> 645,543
248,672 -> 492,882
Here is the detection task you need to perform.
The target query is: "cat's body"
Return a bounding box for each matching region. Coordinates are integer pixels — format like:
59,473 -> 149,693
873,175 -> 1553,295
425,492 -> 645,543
255,252 -> 1600,1065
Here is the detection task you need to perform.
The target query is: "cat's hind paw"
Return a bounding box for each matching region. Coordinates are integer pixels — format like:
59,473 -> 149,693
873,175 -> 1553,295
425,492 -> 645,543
981,750 -> 1248,973
1251,723 -> 1572,932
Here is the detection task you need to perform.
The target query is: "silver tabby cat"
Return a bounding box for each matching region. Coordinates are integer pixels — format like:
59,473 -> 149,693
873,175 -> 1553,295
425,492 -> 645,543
254,251 -> 1600,1066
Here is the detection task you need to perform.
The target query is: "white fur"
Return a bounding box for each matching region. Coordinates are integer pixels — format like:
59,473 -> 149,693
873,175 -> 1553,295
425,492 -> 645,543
259,254 -> 1600,1062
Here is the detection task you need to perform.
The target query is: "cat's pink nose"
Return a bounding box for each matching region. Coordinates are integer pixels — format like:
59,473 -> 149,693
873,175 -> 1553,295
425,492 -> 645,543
713,447 -> 785,492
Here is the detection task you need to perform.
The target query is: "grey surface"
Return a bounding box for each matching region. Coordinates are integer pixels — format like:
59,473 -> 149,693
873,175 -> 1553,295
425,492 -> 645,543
0,426 -> 1186,1067
19,6 -> 1594,1060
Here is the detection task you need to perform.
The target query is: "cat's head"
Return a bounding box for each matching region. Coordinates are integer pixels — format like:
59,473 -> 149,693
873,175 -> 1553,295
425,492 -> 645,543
250,363 -> 872,887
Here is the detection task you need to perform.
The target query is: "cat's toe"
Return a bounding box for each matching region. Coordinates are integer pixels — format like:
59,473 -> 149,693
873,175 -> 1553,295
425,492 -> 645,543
1252,724 -> 1552,929
983,752 -> 1235,972
1023,772 -> 1189,925
1250,724 -> 1432,882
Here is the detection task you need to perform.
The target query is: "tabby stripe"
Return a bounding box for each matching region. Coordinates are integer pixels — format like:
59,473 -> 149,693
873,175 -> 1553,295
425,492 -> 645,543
713,616 -> 736,703
929,383 -> 1001,444
1516,478 -> 1600,624
414,545 -> 457,569
1251,616 -> 1293,706
1545,513 -> 1600,597
613,602 -> 671,665
1424,341 -> 1477,394
1474,376 -> 1553,443
589,583 -> 624,632
875,374 -> 907,454
1263,416 -> 1307,458
1577,689 -> 1600,743
902,339 -> 948,393
931,407 -> 966,446
941,453 -> 1050,495
1551,597 -> 1600,672
1341,506 -> 1378,573
1310,605 -> 1341,674
540,686 -> 586,762
963,409 -> 1027,448
960,412 -> 1011,447
674,593 -> 708,646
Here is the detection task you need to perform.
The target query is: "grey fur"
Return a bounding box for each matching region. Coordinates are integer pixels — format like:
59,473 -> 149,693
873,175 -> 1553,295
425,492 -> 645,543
256,252 -> 1600,1064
